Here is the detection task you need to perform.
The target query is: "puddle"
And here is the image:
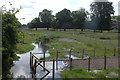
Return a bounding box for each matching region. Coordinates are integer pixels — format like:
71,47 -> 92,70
65,54 -> 89,59
65,55 -> 79,59
10,43 -> 66,79
89,70 -> 103,73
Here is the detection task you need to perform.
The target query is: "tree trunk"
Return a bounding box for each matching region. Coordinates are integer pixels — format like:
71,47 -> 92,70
64,29 -> 66,31
108,29 -> 110,32
81,29 -> 83,31
94,29 -> 96,32
47,28 -> 49,30
100,29 -> 103,33
36,28 -> 37,31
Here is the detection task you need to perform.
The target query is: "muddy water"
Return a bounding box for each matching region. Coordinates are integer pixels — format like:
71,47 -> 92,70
10,43 -> 66,79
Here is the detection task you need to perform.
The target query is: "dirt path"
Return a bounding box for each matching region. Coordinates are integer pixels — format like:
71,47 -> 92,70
65,56 -> 119,69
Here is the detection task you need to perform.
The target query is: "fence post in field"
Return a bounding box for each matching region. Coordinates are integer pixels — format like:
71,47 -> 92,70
88,56 -> 90,71
70,58 -> 72,70
34,59 -> 37,77
104,48 -> 106,57
94,48 -> 95,57
56,50 -> 58,70
104,56 -> 106,69
53,59 -> 55,80
82,49 -> 84,59
43,51 -> 45,71
31,54 -> 33,71
114,48 -> 116,56
69,49 -> 71,59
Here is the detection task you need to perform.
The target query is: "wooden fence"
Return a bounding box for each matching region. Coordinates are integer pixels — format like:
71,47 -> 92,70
30,47 -> 117,79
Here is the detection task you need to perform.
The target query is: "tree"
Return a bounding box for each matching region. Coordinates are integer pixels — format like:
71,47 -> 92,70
27,17 -> 44,30
90,1 -> 114,32
39,9 -> 53,30
72,8 -> 88,31
1,3 -> 21,79
55,8 -> 73,31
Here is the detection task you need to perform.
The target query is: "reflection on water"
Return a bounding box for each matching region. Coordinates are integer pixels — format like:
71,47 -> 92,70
65,54 -> 89,59
10,43 -> 66,79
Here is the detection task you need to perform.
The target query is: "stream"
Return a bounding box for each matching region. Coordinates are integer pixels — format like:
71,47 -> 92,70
10,43 -> 67,79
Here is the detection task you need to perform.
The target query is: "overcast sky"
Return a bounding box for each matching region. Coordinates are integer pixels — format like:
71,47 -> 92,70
0,0 -> 119,24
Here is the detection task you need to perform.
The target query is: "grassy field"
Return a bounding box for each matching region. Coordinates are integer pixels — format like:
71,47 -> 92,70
16,28 -> 118,78
60,67 -> 119,78
17,28 -> 118,58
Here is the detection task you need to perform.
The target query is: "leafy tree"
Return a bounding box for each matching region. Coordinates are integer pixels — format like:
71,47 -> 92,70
55,8 -> 73,31
72,8 -> 88,31
50,15 -> 57,29
90,1 -> 114,32
39,9 -> 53,30
28,17 -> 40,31
1,3 -> 21,79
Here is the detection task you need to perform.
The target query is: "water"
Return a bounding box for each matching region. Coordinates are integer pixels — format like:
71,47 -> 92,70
65,55 -> 79,59
65,54 -> 89,59
10,43 -> 66,79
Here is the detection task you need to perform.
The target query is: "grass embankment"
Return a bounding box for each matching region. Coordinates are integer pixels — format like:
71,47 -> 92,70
16,30 -> 37,54
60,67 -> 119,78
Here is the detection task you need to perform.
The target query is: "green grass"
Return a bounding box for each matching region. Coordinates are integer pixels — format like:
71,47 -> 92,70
18,28 -> 118,58
60,67 -> 119,78
16,43 -> 34,54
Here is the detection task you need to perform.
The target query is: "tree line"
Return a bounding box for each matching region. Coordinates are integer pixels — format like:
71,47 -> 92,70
27,8 -> 88,31
27,1 -> 114,32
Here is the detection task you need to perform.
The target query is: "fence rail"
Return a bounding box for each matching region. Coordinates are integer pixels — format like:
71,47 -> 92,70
29,47 -> 118,79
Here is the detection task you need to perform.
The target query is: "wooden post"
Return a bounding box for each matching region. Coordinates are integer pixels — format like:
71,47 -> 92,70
31,55 -> 33,71
30,52 -> 32,68
82,49 -> 84,59
56,50 -> 58,70
69,50 -> 71,59
94,48 -> 95,57
104,48 -> 106,57
34,59 -> 36,76
88,57 -> 90,71
53,59 -> 55,80
70,58 -> 72,70
43,52 -> 45,71
104,56 -> 106,69
114,48 -> 116,56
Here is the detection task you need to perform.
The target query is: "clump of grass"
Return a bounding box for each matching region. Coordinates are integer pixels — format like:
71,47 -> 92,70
16,43 -> 35,54
100,37 -> 111,40
94,72 -> 106,78
60,67 -> 119,78
60,67 -> 91,78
